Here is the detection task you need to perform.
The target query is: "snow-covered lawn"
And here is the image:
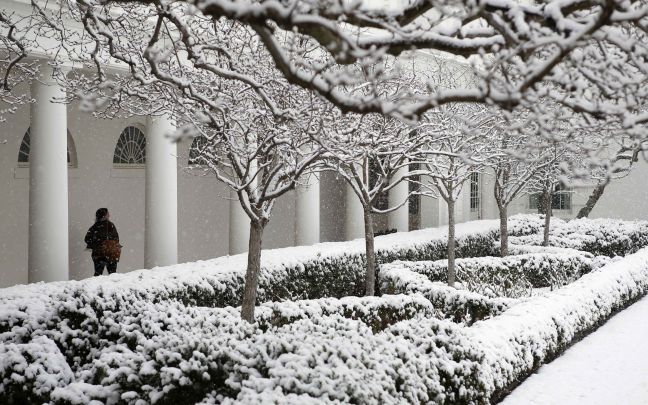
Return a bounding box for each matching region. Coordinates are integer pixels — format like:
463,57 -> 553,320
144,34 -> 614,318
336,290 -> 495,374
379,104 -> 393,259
502,294 -> 648,405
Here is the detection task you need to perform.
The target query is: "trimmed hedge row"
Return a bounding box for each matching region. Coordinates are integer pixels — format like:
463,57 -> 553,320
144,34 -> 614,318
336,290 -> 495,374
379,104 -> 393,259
3,216 -> 648,404
254,294 -> 438,333
507,214 -> 565,237
0,293 -> 455,404
510,216 -> 648,257
388,252 -> 596,298
166,221 -> 496,306
475,247 -> 648,402
380,262 -> 513,324
6,248 -> 647,404
0,221 -> 500,324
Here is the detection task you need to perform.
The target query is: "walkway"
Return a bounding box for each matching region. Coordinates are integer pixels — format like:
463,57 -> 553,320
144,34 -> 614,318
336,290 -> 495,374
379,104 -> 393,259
501,295 -> 648,405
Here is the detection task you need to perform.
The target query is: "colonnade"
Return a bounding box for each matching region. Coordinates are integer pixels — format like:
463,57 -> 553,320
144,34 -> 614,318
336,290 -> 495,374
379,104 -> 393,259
26,66 -> 413,282
27,65 -> 182,282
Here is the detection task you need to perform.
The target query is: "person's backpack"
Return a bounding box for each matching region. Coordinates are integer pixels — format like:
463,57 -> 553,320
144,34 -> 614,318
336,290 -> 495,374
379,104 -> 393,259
101,240 -> 122,262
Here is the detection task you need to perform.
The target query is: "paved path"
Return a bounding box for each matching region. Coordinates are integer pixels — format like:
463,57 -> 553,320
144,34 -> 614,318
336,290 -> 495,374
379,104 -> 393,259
501,295 -> 648,405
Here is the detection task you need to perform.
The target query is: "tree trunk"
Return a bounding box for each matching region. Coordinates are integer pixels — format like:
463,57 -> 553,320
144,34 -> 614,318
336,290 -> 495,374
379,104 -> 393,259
447,199 -> 456,287
240,221 -> 265,323
543,189 -> 552,247
577,182 -> 607,219
363,207 -> 376,296
498,204 -> 508,257
538,187 -> 548,215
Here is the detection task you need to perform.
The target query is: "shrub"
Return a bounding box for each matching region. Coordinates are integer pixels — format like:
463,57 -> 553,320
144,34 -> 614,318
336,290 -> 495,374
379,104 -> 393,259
510,216 -> 648,257
35,248 -> 648,405
390,252 -> 595,298
380,262 -> 512,324
255,294 -> 437,333
507,214 -> 566,237
3,217 -> 648,404
474,247 -> 648,402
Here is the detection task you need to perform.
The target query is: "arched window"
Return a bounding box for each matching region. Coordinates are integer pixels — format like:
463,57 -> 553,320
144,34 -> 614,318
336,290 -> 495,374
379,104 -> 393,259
113,126 -> 146,166
187,136 -> 218,167
187,136 -> 209,166
17,128 -> 78,168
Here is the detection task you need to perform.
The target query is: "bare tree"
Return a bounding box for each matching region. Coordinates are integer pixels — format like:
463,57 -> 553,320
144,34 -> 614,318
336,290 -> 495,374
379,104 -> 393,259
415,103 -> 493,286
317,113 -> 420,296
486,121 -> 554,256
576,141 -> 647,218
62,0 -> 648,133
66,6 -> 333,322
525,144 -> 573,246
185,99 -> 326,322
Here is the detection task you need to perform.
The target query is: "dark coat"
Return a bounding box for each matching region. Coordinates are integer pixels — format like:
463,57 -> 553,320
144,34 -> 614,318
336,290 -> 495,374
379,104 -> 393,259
85,220 -> 120,260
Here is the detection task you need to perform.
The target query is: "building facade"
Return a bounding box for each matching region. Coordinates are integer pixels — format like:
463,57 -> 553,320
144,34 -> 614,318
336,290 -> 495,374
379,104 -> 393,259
2,19 -> 648,288
2,64 -> 646,288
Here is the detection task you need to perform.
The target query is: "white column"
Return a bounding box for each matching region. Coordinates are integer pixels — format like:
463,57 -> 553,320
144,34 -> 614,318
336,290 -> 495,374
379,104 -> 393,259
419,175 -> 439,229
388,166 -> 409,232
295,176 -> 320,246
439,198 -> 449,226
229,191 -> 250,255
145,115 -> 178,268
28,65 -> 69,283
455,188 -> 467,224
345,184 -> 364,240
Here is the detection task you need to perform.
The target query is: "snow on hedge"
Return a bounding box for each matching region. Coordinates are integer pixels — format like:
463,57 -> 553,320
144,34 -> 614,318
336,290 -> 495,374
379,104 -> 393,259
510,216 -> 648,256
472,246 -> 648,402
386,251 -> 597,298
6,247 -> 647,404
1,293 -> 469,404
0,220 -> 499,327
380,262 -> 513,324
507,214 -> 566,237
3,216 -> 648,403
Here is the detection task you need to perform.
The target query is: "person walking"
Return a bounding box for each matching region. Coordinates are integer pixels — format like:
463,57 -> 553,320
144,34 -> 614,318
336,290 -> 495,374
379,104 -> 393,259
85,208 -> 121,276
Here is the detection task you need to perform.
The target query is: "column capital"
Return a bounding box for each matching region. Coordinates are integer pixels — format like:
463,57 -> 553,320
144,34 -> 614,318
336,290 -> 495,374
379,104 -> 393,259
33,63 -> 71,86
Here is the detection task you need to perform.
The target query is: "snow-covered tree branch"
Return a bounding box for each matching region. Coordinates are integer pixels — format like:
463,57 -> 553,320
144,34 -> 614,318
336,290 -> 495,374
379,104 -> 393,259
74,0 -> 648,130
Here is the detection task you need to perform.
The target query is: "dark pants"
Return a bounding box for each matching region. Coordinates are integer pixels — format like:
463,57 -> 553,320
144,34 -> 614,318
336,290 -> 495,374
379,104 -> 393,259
93,258 -> 117,276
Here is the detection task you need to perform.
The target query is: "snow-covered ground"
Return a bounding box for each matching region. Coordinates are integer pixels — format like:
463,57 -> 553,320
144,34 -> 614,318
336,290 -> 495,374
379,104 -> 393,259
502,295 -> 648,405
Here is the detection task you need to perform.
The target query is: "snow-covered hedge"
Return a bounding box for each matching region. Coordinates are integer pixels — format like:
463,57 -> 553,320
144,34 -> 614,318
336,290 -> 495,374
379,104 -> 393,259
507,214 -> 566,237
0,221 -> 499,403
475,247 -> 648,402
3,218 -> 648,404
0,221 -> 499,317
0,292 -> 464,404
511,217 -> 648,257
388,252 -> 595,298
380,262 -> 513,324
254,294 -> 438,333
7,249 -> 648,404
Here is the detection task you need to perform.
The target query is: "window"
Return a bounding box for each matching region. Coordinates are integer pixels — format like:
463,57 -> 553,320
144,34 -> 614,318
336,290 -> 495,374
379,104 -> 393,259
113,126 -> 146,165
470,173 -> 480,212
17,127 -> 77,167
528,193 -> 541,210
552,184 -> 572,210
188,136 -> 212,166
408,162 -> 420,215
528,184 -> 572,211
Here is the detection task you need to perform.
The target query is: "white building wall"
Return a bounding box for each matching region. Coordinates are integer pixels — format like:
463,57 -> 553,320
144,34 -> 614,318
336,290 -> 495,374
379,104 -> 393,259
176,142 -> 230,262
0,81 -> 31,287
0,94 -> 337,287
3,87 -> 648,288
590,159 -> 648,220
